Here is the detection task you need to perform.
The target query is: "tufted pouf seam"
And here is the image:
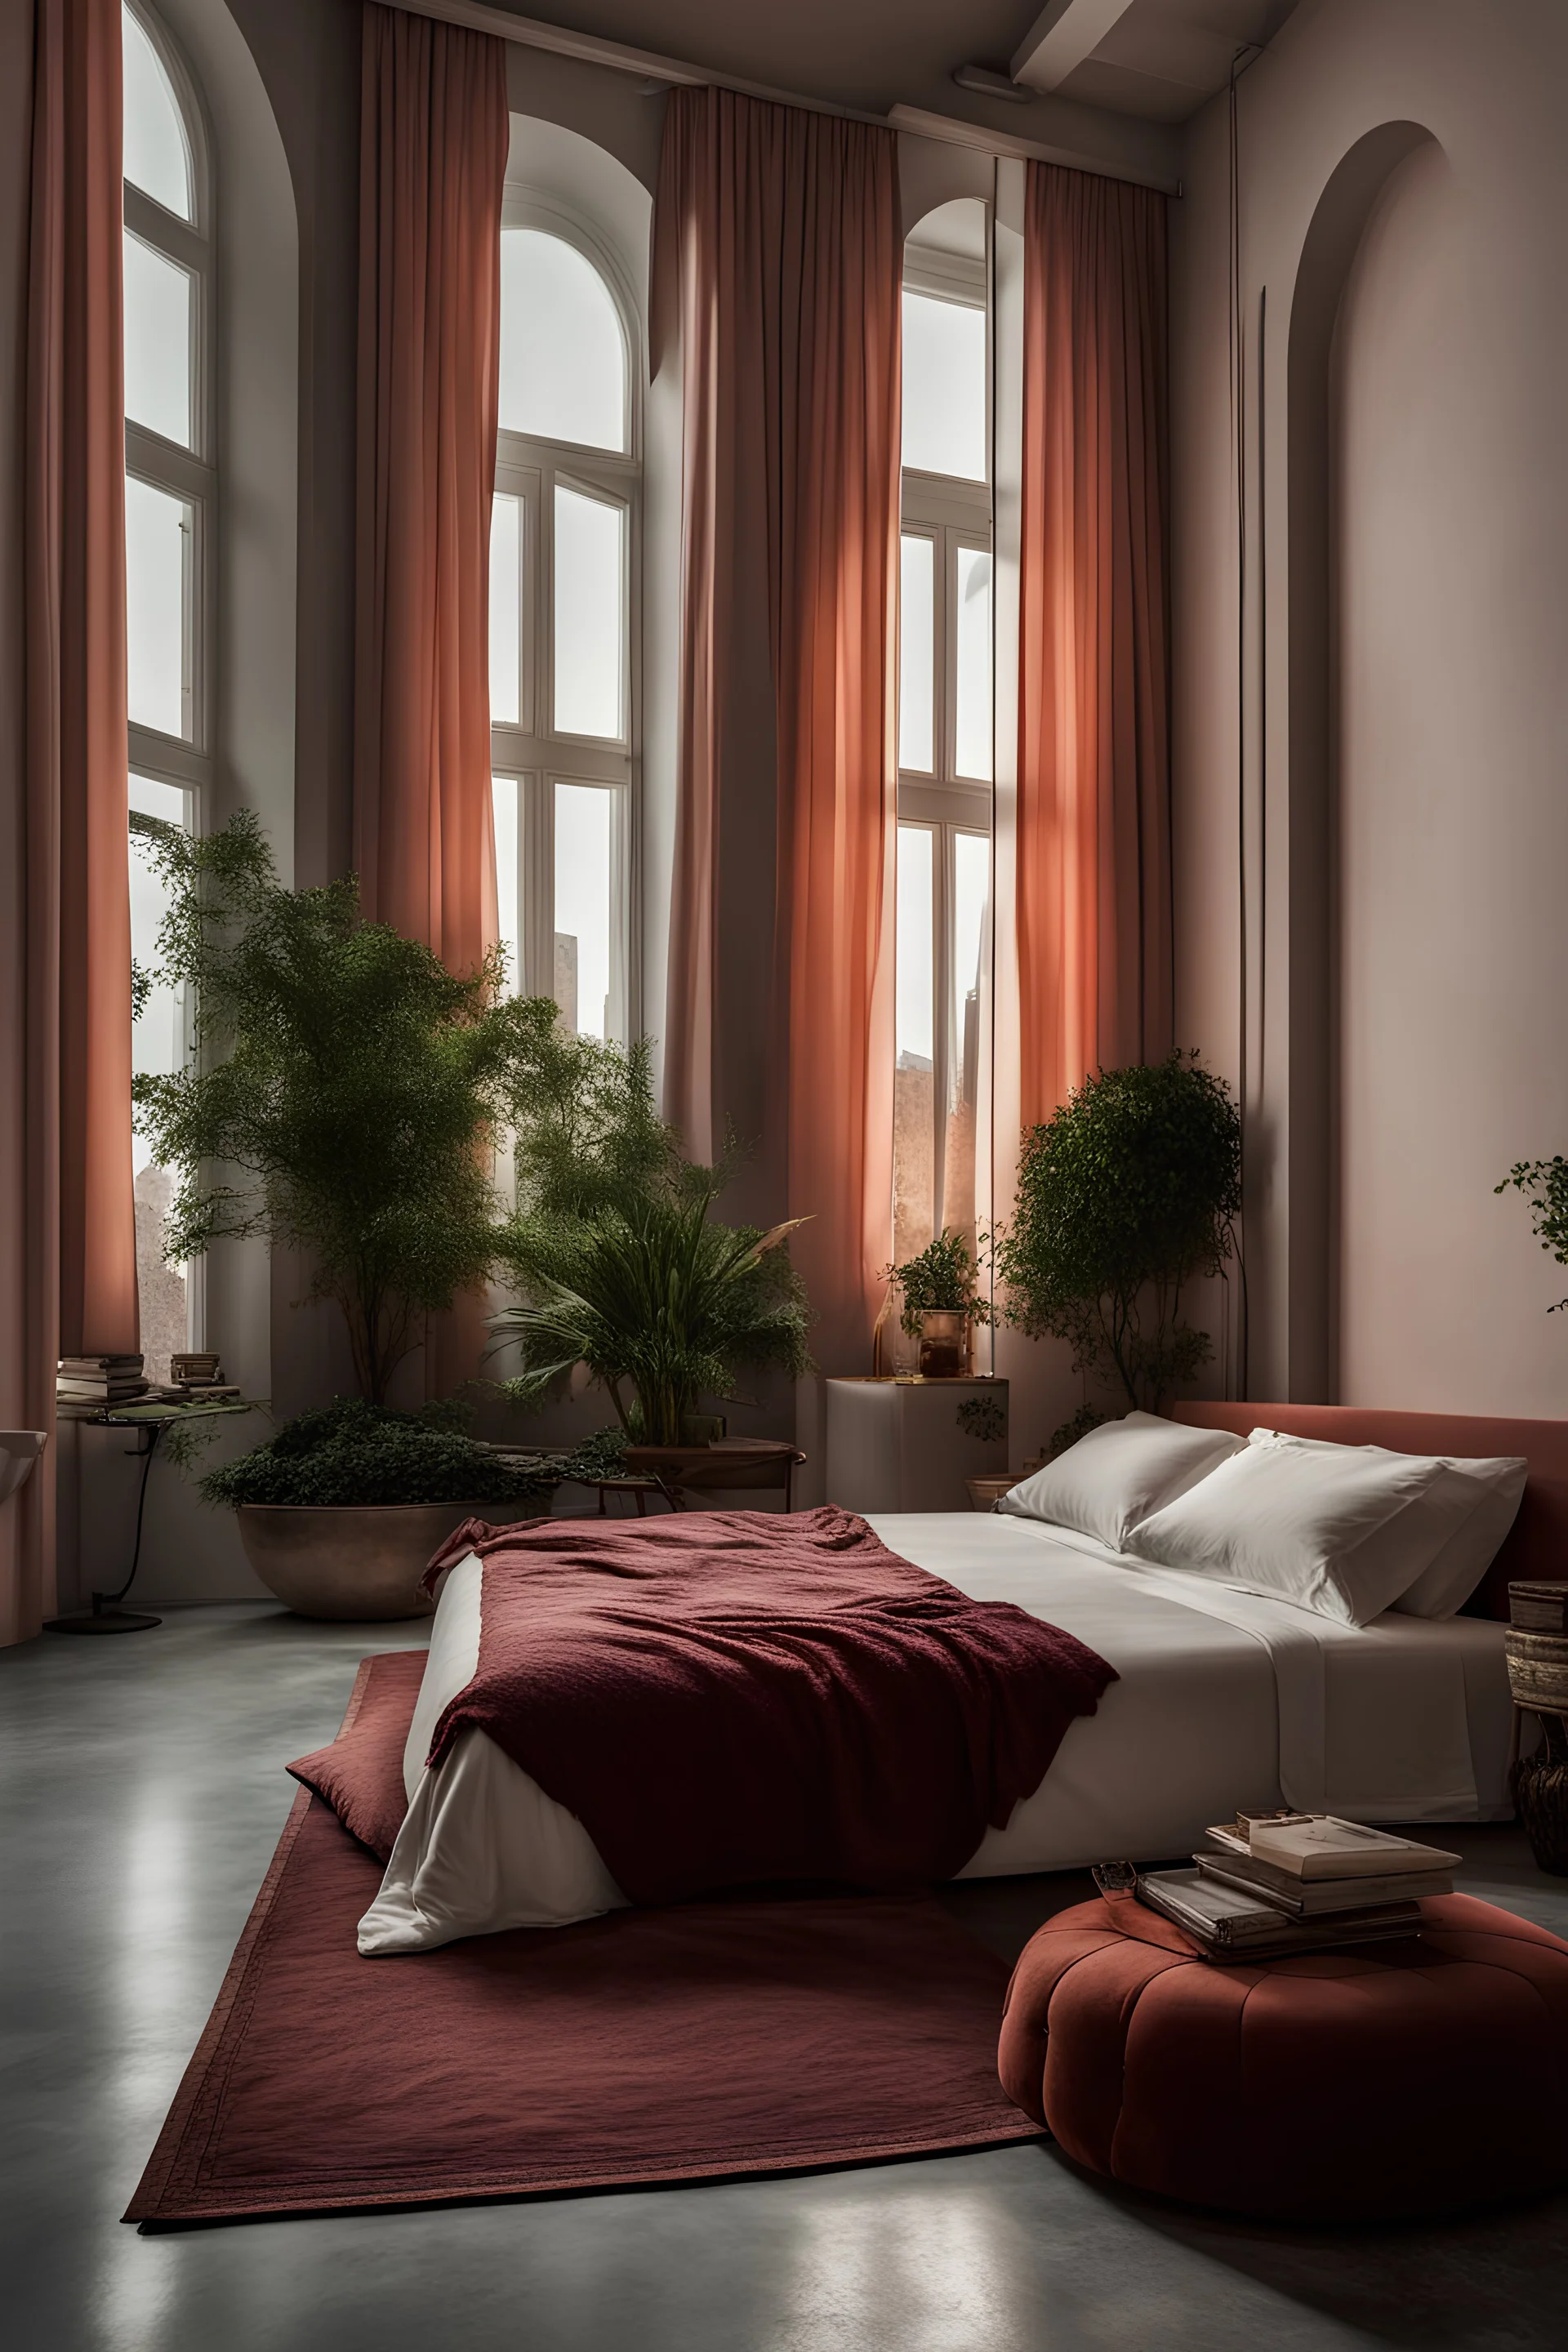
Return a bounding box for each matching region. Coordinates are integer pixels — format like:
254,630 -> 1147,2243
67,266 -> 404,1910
1000,1892 -> 1568,2221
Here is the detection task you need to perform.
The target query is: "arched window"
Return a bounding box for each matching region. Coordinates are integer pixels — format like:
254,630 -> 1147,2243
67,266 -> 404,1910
122,0 -> 212,1379
893,198 -> 993,1291
490,203 -> 639,1046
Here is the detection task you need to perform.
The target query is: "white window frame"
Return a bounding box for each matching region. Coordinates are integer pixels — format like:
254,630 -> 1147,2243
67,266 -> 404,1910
123,0 -> 213,793
897,225 -> 993,1251
123,0 -> 212,1358
491,195 -> 641,1044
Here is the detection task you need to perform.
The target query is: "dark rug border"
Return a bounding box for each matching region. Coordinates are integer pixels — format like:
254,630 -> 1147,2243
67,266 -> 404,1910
126,1647 -> 394,2229
126,1655 -> 1041,2230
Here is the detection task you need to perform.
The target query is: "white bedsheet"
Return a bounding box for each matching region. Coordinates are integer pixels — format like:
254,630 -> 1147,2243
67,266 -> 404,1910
357,1511 -> 1512,1955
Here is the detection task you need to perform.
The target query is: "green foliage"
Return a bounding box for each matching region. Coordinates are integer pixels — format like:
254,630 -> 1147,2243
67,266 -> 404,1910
504,999 -> 681,1222
1497,1157 -> 1568,1312
493,1031 -> 812,1445
130,813 -> 527,1405
198,1398 -> 567,1510
559,1423 -> 631,1481
1048,1403 -> 1107,1460
956,1393 -> 1006,1444
995,1051 -> 1241,1414
885,1228 -> 989,1336
495,1177 -> 812,1448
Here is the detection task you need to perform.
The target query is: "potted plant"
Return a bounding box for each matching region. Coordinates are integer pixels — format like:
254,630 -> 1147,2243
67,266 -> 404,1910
885,1229 -> 989,1377
194,1400 -> 569,1619
491,1013 -> 813,1446
993,1051 -> 1241,1451
132,813 -> 534,1615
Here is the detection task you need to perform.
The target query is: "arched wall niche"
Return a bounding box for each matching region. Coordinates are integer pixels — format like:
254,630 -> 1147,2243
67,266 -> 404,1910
1274,118 -> 1439,1404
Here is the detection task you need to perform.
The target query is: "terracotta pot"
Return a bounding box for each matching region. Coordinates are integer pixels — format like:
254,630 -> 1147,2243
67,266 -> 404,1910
235,1499 -> 535,1621
917,1308 -> 969,1379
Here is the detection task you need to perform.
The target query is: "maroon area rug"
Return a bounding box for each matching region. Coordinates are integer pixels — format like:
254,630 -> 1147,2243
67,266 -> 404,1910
127,1655 -> 1040,2228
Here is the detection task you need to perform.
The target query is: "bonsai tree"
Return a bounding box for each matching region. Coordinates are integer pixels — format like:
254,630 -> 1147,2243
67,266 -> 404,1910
491,1015 -> 812,1446
885,1228 -> 990,1336
131,812 -> 521,1405
1497,1155 -> 1568,1308
994,1050 -> 1241,1418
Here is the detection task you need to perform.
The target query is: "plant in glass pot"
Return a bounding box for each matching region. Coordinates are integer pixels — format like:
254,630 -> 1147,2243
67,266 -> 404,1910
885,1228 -> 990,1378
131,813 -> 548,1617
490,1009 -> 813,1448
992,1050 -> 1241,1454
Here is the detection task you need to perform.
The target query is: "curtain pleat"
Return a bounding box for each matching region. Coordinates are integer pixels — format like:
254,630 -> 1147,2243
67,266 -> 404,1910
7,0 -> 137,1643
353,1 -> 506,978
1017,163 -> 1172,1133
655,87 -> 901,1373
352,2 -> 507,1397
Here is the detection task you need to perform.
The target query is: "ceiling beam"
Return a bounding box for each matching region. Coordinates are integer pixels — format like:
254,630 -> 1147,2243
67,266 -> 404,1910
378,0 -> 1180,193
1010,0 -> 1143,95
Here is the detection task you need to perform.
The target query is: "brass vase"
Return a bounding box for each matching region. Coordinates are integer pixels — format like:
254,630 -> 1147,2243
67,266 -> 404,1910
917,1309 -> 969,1379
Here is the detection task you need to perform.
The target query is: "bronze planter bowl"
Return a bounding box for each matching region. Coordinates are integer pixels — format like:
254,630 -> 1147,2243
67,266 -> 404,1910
236,1499 -> 538,1621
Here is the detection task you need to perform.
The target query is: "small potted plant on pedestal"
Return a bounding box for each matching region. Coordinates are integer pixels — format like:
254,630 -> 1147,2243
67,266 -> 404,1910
885,1229 -> 989,1378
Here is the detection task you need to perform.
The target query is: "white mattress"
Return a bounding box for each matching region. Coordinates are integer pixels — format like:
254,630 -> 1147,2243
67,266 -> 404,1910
357,1512 -> 1512,1955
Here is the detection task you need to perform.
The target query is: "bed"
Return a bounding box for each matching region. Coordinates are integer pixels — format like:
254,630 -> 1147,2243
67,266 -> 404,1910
356,1398 -> 1536,1955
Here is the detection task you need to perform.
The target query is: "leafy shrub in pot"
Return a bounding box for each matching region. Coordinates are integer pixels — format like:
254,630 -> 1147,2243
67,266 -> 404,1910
994,1050 -> 1241,1434
198,1400 -> 566,1511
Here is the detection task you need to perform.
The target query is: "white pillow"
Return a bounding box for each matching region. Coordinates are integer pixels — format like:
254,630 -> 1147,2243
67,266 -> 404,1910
1241,1430 -> 1526,1619
1383,1456 -> 1526,1617
1123,1430 -> 1458,1625
997,1411 -> 1245,1552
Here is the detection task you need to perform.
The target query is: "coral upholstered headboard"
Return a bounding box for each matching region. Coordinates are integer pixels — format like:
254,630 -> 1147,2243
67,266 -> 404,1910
1172,1403 -> 1568,1621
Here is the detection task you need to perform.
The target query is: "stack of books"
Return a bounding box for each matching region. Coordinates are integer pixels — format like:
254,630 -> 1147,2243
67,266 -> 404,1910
1137,1812 -> 1460,1961
168,1352 -> 242,1401
56,1354 -> 149,1407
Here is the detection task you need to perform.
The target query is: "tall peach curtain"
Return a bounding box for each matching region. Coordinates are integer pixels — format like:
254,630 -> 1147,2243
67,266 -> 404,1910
353,2 -> 506,1398
5,0 -> 137,1643
654,87 -> 901,1373
1017,163 -> 1172,1134
353,1 -> 506,980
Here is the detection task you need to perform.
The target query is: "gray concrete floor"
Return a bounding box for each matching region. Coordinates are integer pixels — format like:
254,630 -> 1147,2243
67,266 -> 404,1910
4,1605 -> 1567,2352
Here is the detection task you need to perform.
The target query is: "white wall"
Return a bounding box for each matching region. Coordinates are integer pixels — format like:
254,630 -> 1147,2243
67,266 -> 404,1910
1171,0 -> 1568,1416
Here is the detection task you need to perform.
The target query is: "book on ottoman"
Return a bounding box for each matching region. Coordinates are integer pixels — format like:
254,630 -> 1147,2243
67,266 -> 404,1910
1220,1813 -> 1460,1880
1192,1813 -> 1458,1920
1137,1867 -> 1423,1961
1194,1855 -> 1454,1914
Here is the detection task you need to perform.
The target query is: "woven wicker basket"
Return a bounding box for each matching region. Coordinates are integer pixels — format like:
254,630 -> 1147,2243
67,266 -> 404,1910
1504,1629 -> 1568,1713
1513,1714 -> 1568,1877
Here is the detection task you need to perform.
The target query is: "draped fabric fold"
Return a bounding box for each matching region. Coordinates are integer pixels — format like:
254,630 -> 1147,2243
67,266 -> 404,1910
352,2 -> 507,1397
1017,163 -> 1173,1134
7,0 -> 138,1642
353,1 -> 506,979
654,87 -> 901,1374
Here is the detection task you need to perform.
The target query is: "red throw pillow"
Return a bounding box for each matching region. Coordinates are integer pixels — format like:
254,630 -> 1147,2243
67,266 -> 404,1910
286,1650 -> 426,1862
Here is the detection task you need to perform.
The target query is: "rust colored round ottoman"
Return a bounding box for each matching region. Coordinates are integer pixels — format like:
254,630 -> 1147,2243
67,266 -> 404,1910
999,1892 -> 1568,2221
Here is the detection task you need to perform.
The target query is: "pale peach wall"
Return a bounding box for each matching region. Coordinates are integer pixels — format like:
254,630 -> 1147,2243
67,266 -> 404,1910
1171,0 -> 1568,1415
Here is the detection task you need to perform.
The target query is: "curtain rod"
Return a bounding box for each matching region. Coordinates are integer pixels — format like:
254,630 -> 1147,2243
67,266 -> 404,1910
378,0 -> 1182,197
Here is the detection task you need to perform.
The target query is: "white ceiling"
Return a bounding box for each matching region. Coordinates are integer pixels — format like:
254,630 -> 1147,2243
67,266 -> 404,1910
1047,0 -> 1303,123
491,0 -> 1302,131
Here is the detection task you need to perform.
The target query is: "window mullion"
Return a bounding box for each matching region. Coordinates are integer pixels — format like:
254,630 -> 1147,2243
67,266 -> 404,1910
122,181 -> 204,271
523,773 -> 554,1002
932,823 -> 953,1237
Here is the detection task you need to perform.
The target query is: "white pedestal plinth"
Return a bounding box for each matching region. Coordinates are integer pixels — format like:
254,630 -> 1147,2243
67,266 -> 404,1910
824,1378 -> 1009,1515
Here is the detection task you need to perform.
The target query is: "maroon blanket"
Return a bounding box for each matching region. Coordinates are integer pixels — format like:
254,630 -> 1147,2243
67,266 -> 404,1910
422,1506 -> 1116,1906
